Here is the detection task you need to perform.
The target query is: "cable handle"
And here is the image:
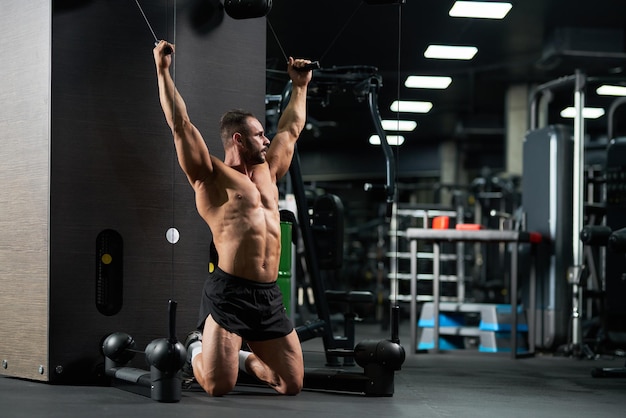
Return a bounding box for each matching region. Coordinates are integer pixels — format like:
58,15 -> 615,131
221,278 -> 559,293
295,61 -> 320,72
168,299 -> 178,343
154,41 -> 173,55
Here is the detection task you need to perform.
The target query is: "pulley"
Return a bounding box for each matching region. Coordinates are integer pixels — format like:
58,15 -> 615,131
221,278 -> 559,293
224,0 -> 272,20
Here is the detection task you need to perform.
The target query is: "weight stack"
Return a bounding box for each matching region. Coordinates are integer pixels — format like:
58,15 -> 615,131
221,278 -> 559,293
0,0 -> 266,383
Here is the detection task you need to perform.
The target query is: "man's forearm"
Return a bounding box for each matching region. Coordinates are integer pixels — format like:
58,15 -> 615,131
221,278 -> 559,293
157,68 -> 189,132
277,84 -> 307,138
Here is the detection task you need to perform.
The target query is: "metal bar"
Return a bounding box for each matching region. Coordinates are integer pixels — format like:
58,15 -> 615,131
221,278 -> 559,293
367,79 -> 395,216
409,239 -> 417,354
282,82 -> 336,361
571,70 -> 586,347
457,242 -> 465,302
511,242 -> 518,359
529,248 -> 536,354
433,242 -> 441,353
528,74 -> 577,130
406,228 -> 522,242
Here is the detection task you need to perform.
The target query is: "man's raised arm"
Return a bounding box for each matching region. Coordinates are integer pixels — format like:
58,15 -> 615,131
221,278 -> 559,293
153,40 -> 212,184
267,57 -> 313,180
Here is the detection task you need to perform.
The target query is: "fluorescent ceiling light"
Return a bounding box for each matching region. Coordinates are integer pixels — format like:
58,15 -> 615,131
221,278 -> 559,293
369,135 -> 405,146
596,85 -> 626,96
381,120 -> 418,131
405,75 -> 452,89
424,44 -> 478,60
449,1 -> 512,19
560,107 -> 605,119
390,100 -> 433,113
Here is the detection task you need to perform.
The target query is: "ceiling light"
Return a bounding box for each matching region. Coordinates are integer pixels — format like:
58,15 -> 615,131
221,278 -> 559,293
369,135 -> 405,146
381,120 -> 418,131
390,100 -> 433,113
560,107 -> 605,119
424,44 -> 478,60
596,85 -> 626,96
449,1 -> 512,19
405,76 -> 452,89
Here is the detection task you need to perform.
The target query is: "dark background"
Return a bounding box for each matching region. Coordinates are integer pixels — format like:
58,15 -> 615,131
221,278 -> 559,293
265,0 -> 626,182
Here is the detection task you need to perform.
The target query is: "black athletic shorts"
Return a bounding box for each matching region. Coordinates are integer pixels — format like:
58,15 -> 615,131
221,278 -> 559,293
197,267 -> 293,341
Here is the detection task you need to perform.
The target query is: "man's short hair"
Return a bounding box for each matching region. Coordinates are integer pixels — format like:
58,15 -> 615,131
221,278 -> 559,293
220,109 -> 256,144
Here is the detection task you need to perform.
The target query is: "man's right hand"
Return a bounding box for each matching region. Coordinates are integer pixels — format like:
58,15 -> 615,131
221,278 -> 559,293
287,57 -> 313,88
153,40 -> 174,71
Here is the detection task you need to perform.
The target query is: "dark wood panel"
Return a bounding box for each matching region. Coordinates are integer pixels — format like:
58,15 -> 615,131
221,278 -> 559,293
3,0 -> 265,384
0,0 -> 52,382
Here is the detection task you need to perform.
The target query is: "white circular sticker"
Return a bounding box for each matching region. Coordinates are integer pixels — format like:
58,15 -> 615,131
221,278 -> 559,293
166,227 -> 180,244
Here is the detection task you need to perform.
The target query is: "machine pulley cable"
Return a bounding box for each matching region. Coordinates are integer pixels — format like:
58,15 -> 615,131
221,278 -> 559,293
267,1 -> 367,70
169,0 -> 178,300
391,0 -> 402,317
134,0 -> 179,299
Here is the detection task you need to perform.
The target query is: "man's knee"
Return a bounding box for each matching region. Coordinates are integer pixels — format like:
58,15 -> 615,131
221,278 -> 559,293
200,377 -> 237,397
195,366 -> 238,397
280,376 -> 303,396
284,382 -> 303,396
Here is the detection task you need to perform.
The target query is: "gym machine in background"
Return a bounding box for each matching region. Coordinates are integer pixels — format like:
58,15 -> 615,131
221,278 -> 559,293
266,65 -> 405,396
525,72 -> 626,357
523,74 -> 581,351
602,101 -> 626,350
578,139 -> 626,359
575,97 -> 626,361
581,224 -> 626,377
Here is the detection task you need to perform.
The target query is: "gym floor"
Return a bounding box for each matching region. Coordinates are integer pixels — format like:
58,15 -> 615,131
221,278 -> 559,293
1,322 -> 625,418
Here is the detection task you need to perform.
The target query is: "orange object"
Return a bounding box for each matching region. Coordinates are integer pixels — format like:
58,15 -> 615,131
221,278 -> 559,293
455,223 -> 483,230
432,216 -> 449,229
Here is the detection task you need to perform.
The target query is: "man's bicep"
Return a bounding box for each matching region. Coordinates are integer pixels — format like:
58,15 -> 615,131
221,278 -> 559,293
267,131 -> 297,179
175,123 -> 213,183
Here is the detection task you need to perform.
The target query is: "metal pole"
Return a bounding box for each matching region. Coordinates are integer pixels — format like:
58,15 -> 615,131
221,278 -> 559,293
433,242 -> 441,353
510,242 -> 519,359
280,82 -> 336,362
571,70 -> 586,348
528,74 -> 577,130
367,79 -> 396,218
409,239 -> 417,354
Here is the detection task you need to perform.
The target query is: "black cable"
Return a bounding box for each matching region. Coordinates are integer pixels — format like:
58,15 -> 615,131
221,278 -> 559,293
392,0 -> 402,309
318,1 -> 364,63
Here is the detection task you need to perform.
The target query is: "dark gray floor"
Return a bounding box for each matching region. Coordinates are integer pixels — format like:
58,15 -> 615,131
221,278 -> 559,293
2,323 -> 626,418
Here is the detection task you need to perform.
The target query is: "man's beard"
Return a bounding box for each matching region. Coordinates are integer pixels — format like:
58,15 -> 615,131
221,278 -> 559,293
243,146 -> 266,165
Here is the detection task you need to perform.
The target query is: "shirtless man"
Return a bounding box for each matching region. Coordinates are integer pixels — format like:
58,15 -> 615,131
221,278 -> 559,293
153,40 -> 312,396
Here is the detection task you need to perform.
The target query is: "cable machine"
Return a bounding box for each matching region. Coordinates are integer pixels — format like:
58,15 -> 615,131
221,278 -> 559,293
101,0 -> 406,399
526,72 -> 626,356
268,64 -> 404,396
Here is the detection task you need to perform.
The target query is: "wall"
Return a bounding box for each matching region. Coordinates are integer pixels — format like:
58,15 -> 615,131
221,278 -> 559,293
0,0 -> 52,382
1,0 -> 266,383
